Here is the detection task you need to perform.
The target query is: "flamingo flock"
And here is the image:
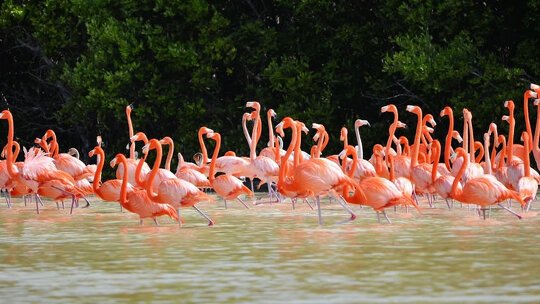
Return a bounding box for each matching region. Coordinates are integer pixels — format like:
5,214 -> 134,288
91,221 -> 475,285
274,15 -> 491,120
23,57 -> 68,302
1,83 -> 540,226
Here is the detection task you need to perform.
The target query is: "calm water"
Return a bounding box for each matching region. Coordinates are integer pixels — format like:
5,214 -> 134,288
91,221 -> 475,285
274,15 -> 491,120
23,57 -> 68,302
1,195 -> 540,303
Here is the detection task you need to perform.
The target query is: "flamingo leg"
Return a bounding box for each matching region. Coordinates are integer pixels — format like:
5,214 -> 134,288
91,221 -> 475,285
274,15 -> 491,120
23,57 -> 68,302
177,208 -> 182,227
224,199 -> 228,209
445,199 -> 451,209
376,212 -> 381,223
36,194 -> 44,206
481,208 -> 487,220
70,196 -> 76,215
304,198 -> 314,210
153,218 -> 159,226
35,194 -> 40,214
192,205 -> 214,226
316,196 -> 323,225
382,210 -> 392,224
337,195 -> 357,222
292,198 -> 296,210
236,197 -> 250,209
139,219 -> 143,225
497,203 -> 522,219
56,202 -> 60,210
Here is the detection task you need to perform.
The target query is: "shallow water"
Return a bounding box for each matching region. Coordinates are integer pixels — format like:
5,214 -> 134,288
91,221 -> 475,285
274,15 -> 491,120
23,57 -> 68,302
1,195 -> 540,303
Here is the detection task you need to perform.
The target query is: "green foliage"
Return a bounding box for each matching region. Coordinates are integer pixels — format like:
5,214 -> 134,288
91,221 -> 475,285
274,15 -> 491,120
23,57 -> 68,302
1,0 -> 538,169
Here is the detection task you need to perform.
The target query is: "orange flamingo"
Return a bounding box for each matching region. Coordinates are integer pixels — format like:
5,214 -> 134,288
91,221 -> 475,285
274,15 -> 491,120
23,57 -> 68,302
89,145 -> 134,202
144,139 -> 214,226
451,147 -> 525,219
116,132 -> 151,185
276,118 -> 357,224
206,131 -> 253,209
175,152 -> 211,189
517,132 -> 538,211
111,153 -> 179,225
341,145 -> 419,223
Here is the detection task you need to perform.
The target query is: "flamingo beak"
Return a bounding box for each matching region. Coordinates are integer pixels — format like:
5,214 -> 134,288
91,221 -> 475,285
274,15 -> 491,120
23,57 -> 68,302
381,106 -> 389,113
406,105 -> 415,112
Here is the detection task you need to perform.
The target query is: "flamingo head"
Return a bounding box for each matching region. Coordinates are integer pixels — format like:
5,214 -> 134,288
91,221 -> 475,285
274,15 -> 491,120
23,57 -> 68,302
68,148 -> 79,158
142,139 -> 160,155
521,131 -> 529,143
198,127 -> 214,137
534,99 -> 540,106
452,130 -> 463,143
406,105 -> 420,113
340,127 -> 348,141
424,126 -> 434,134
488,123 -> 497,135
34,138 -> 42,144
462,109 -> 472,120
206,131 -> 220,141
396,121 -> 407,129
88,148 -> 97,158
96,136 -> 103,147
423,114 -> 436,127
193,152 -> 203,164
312,123 -> 324,131
268,109 -> 277,119
130,132 -> 148,143
159,136 -> 173,146
440,106 -> 452,117
354,119 -> 370,128
373,144 -> 385,156
504,100 -> 515,110
245,101 -> 261,112
531,83 -> 540,91
110,153 -> 126,168
501,115 -> 510,123
380,104 -> 397,114
0,109 -> 13,120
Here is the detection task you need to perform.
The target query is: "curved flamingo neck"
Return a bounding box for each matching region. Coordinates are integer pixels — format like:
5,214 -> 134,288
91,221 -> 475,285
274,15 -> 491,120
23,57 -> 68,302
484,134 -> 492,175
4,112 -> 18,178
267,111 -> 275,150
497,135 -> 507,170
388,154 -> 396,181
431,140 -> 441,183
343,145 -> 358,178
490,128 -> 499,170
293,123 -> 304,168
534,102 -> 540,167
474,141 -> 484,163
278,119 -> 297,185
162,137 -> 174,171
92,147 -> 105,194
208,133 -> 222,183
355,126 -> 364,160
250,110 -> 262,160
385,110 -> 398,157
451,149 -> 468,197
126,105 -> 135,159
507,105 -> 515,162
443,109 -> 454,171
117,155 -> 129,207
198,129 -> 210,165
467,114 -> 476,163
145,140 -> 163,200
523,132 -> 531,177
524,91 -> 534,148
411,109 -> 423,167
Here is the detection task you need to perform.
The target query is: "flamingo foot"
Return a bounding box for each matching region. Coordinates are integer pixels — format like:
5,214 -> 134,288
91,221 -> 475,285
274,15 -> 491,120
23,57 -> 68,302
316,196 -> 323,225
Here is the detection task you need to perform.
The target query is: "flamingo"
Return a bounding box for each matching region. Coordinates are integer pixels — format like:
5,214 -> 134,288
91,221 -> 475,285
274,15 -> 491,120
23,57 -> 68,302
117,132 -> 151,185
451,147 -> 525,219
143,139 -> 214,226
341,145 -> 420,223
206,131 -> 253,209
276,118 -> 357,224
407,105 -> 436,206
175,152 -> 211,189
516,132 -> 538,210
88,145 -> 134,202
111,153 -> 179,225
352,119 -> 376,180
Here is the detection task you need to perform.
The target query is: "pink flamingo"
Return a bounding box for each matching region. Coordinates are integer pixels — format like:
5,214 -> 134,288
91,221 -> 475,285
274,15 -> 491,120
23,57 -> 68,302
341,145 -> 420,223
175,152 -> 211,189
111,153 -> 179,225
276,118 -> 357,224
143,139 -> 214,226
206,131 -> 253,209
516,132 -> 538,210
88,145 -> 134,202
451,148 -> 525,219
